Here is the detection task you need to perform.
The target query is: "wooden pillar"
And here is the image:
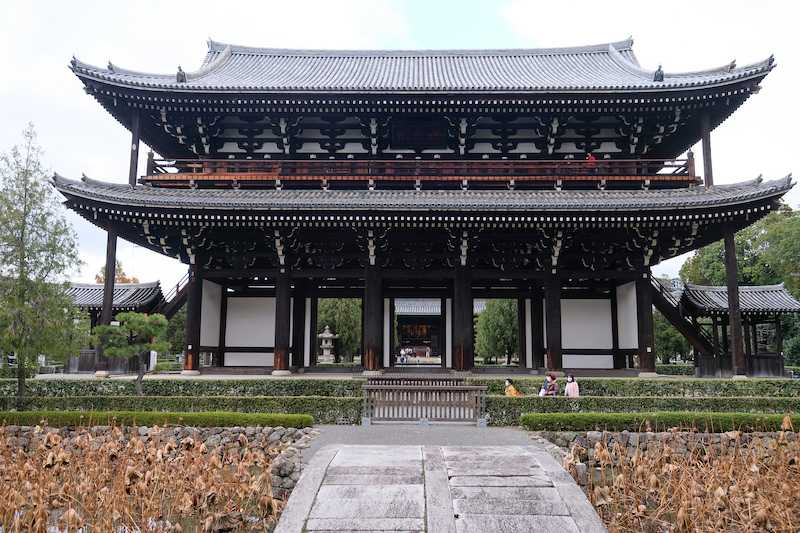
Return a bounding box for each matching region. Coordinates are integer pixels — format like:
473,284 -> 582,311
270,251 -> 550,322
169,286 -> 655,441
452,264 -> 474,371
610,281 -> 623,369
184,264 -> 202,374
96,228 -> 118,377
292,279 -> 307,368
273,269 -> 291,374
363,264 -> 383,371
544,270 -> 562,372
129,111 -> 140,188
743,318 -> 752,359
635,267 -> 656,375
701,111 -> 713,188
516,297 -> 526,368
530,285 -> 545,370
712,316 -> 721,378
216,282 -> 227,367
724,227 -> 746,377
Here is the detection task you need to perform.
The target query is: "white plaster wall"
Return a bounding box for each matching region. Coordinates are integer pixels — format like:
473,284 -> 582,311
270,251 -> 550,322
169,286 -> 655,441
200,281 -> 222,348
561,299 -> 613,349
225,297 -> 276,347
617,281 -> 639,349
564,353 -> 614,369
225,352 -> 274,366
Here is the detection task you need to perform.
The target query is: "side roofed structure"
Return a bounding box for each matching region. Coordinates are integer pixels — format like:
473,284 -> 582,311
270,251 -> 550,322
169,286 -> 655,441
57,38 -> 790,377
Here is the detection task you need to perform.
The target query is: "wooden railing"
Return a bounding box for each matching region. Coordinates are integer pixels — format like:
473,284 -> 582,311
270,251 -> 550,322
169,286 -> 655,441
142,156 -> 698,190
362,383 -> 487,424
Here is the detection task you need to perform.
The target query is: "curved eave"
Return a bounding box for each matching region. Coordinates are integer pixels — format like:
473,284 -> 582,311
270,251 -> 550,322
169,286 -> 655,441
682,283 -> 800,316
52,173 -> 793,215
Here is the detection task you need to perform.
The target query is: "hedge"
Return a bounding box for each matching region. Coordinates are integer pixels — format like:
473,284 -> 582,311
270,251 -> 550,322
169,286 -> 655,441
486,395 -> 800,426
468,377 -> 800,398
0,396 -> 362,425
0,378 -> 364,398
519,412 -> 800,433
0,411 -> 314,429
654,363 -> 695,376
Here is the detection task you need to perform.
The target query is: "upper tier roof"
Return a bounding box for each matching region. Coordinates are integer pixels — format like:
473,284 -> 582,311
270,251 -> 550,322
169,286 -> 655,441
70,38 -> 775,94
682,283 -> 800,316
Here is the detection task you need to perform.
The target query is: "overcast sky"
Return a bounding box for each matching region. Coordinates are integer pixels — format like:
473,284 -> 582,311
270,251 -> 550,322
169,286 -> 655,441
1,0 -> 796,288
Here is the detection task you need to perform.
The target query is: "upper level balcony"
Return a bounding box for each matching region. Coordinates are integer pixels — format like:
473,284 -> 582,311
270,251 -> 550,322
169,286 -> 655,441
142,153 -> 699,191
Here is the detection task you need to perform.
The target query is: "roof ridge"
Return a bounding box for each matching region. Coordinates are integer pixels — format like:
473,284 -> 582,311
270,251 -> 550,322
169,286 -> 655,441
206,38 -> 635,58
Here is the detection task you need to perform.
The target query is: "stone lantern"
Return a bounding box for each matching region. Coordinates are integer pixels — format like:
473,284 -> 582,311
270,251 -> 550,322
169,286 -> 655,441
317,325 -> 339,363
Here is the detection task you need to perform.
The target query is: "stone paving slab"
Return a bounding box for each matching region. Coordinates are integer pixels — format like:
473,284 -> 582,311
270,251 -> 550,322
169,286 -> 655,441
274,444 -> 608,533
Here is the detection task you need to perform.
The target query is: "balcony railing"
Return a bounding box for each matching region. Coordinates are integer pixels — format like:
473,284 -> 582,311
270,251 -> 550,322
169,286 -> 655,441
142,155 -> 699,190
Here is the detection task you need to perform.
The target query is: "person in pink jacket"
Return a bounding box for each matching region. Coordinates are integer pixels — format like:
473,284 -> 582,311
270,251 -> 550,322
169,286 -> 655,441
564,374 -> 579,397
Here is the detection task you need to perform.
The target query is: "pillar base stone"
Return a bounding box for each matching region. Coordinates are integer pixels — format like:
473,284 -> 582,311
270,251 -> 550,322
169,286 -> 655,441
731,374 -> 749,380
181,370 -> 201,376
94,370 -> 110,379
271,369 -> 292,376
638,371 -> 659,378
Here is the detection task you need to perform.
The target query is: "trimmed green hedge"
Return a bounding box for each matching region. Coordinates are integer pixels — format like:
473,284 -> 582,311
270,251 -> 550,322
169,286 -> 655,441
486,395 -> 800,426
520,412 -> 800,433
468,377 -> 800,398
0,410 -> 314,429
0,378 -> 364,398
655,363 -> 695,376
0,396 -> 362,425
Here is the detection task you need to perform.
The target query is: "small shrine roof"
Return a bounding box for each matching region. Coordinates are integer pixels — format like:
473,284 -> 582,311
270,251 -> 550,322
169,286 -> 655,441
52,174 -> 793,214
70,38 -> 774,94
67,282 -> 163,311
395,298 -> 486,315
681,283 -> 800,316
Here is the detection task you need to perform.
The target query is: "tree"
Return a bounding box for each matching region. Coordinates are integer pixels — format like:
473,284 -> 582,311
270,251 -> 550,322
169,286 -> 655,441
95,259 -> 139,284
317,298 -> 361,362
0,124 -> 83,399
653,309 -> 693,364
92,312 -> 169,396
161,304 -> 186,355
475,299 -> 518,365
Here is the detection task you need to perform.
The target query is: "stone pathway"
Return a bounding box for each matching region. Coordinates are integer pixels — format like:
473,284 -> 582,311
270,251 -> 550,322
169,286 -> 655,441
275,444 -> 607,533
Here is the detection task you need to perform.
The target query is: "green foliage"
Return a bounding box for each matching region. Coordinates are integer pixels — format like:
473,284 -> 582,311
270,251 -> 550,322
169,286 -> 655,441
519,412 -> 800,432
93,312 -> 170,395
0,124 -> 84,399
161,304 -> 186,355
475,299 -> 518,365
317,298 -> 361,361
95,259 -> 139,284
653,309 -> 692,363
655,363 -> 695,376
0,410 -> 314,429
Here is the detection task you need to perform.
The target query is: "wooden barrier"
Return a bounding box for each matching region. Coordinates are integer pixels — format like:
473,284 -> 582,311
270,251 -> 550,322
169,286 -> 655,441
362,383 -> 487,425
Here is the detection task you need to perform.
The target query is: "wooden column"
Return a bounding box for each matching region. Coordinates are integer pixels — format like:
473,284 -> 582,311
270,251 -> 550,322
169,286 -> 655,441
610,282 -> 623,369
96,227 -> 118,377
216,282 -> 227,367
452,264 -> 474,371
712,317 -> 722,378
635,267 -> 656,375
184,264 -> 202,373
724,227 -> 746,376
273,269 -> 291,374
291,279 -> 307,368
701,111 -> 713,187
363,264 -> 383,371
129,111 -> 140,188
530,285 -> 545,370
516,297 -> 526,368
544,270 -> 562,372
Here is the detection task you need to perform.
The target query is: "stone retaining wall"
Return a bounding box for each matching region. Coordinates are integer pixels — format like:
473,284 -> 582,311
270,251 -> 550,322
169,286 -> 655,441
1,424 -> 319,499
530,429 -> 798,488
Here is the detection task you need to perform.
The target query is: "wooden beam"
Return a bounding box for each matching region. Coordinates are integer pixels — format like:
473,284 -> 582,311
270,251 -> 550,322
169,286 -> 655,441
292,279 -> 307,368
635,267 -> 656,374
701,112 -> 713,187
97,228 -> 118,375
129,111 -> 140,188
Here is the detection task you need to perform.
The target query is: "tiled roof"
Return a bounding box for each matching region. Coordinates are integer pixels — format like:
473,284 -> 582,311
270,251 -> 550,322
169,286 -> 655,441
67,282 -> 163,311
682,283 -> 800,316
52,174 -> 793,214
395,298 -> 485,315
69,38 -> 775,94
